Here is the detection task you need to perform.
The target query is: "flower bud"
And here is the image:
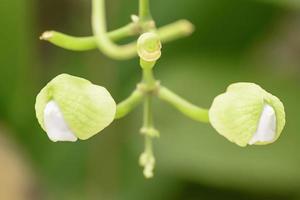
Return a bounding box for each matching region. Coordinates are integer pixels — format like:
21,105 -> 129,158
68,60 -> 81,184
209,82 -> 285,147
35,74 -> 116,142
139,152 -> 155,179
137,32 -> 162,62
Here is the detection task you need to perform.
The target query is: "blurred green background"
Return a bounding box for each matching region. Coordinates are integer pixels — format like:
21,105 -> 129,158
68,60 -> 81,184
1,0 -> 300,199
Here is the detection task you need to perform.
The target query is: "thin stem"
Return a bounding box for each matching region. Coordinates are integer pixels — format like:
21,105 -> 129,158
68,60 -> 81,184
144,96 -> 154,152
158,86 -> 210,123
144,95 -> 154,126
138,54 -> 158,178
142,67 -> 156,88
92,0 -> 137,60
40,23 -> 137,51
115,89 -> 144,119
139,0 -> 152,21
157,20 -> 194,43
41,20 -> 194,53
145,135 -> 153,155
140,94 -> 155,178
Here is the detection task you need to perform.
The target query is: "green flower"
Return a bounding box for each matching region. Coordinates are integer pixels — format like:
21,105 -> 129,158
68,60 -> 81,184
35,74 -> 116,142
209,82 -> 285,147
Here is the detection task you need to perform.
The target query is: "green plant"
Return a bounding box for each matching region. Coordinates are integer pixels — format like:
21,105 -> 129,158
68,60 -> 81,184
36,0 -> 286,178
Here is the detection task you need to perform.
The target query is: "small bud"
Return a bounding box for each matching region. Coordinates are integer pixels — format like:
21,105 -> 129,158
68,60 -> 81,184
35,74 -> 116,142
139,152 -> 155,179
209,83 -> 285,147
137,32 -> 162,63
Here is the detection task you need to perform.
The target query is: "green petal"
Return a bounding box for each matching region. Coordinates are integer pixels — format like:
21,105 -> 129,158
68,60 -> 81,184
209,82 -> 285,147
35,74 -> 116,140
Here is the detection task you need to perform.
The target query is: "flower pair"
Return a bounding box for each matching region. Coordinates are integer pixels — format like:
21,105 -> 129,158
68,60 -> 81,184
35,74 -> 285,146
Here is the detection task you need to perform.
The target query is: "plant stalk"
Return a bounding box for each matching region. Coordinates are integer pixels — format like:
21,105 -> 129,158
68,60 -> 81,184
139,0 -> 152,21
92,0 -> 137,59
158,86 -> 210,123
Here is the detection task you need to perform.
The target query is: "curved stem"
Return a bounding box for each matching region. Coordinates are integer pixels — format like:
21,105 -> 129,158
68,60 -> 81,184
40,23 -> 138,51
92,0 -> 137,60
115,89 -> 144,119
158,86 -> 210,123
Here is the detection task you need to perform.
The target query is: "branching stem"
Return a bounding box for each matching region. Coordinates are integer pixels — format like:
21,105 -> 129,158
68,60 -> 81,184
40,23 -> 138,51
92,0 -> 137,59
41,20 -> 194,53
41,0 -> 209,179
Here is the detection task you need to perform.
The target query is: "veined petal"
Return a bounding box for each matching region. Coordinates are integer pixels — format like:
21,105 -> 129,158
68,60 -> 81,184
35,74 -> 117,141
209,82 -> 285,147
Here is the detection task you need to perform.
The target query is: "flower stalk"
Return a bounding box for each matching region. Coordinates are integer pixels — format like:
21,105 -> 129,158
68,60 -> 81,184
40,23 -> 138,51
36,0 -> 286,179
139,0 -> 152,21
115,88 -> 144,119
92,0 -> 137,60
41,20 -> 194,55
158,87 -> 209,123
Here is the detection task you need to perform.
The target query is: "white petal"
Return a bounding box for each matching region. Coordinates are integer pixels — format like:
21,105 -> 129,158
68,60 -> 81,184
44,100 -> 78,142
248,104 -> 276,145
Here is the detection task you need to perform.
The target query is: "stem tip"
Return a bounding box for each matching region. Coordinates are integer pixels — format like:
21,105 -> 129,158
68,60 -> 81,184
40,31 -> 53,40
180,20 -> 195,35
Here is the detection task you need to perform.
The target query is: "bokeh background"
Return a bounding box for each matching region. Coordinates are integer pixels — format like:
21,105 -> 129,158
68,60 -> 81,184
1,0 -> 300,199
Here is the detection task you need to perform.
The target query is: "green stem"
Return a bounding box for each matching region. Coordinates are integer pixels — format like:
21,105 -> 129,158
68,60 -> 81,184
158,86 -> 210,123
139,0 -> 152,21
142,67 -> 156,88
143,96 -> 154,152
141,91 -> 155,178
41,20 -> 194,53
92,0 -> 137,60
157,20 -> 194,43
139,55 -> 158,178
115,89 -> 144,119
40,23 -> 137,51
143,96 -> 153,128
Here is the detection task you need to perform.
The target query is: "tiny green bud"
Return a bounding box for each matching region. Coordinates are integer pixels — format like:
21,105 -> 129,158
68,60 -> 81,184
35,74 -> 116,142
137,32 -> 162,62
209,82 -> 285,147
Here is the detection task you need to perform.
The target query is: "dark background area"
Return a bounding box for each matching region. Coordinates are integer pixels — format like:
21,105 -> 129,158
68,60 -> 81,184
0,0 -> 300,199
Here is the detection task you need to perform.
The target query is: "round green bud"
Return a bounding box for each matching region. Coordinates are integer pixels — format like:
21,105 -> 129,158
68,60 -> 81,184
35,74 -> 116,142
209,82 -> 285,147
137,32 -> 162,62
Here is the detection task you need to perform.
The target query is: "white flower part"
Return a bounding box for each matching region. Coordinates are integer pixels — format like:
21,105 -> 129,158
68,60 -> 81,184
248,104 -> 276,145
43,100 -> 78,142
